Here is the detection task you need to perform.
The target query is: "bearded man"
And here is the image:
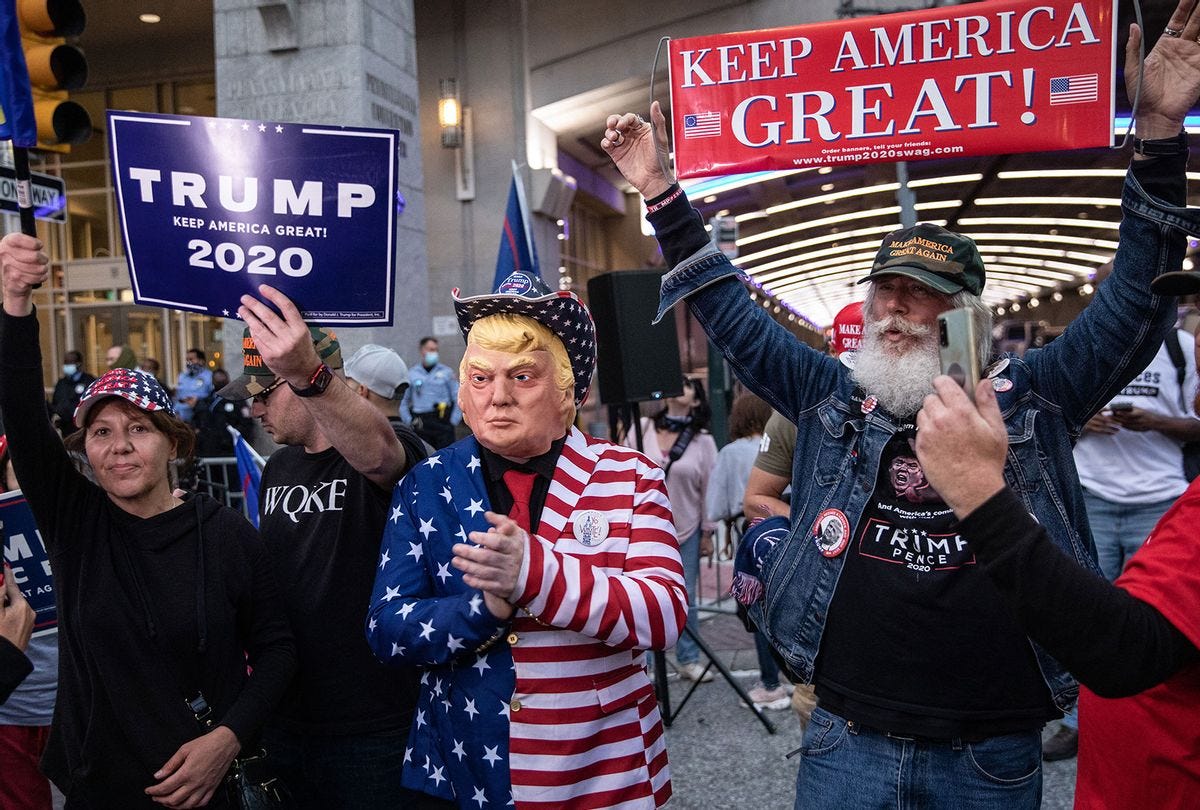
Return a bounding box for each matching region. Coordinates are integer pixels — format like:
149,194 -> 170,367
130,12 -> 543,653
365,271 -> 687,809
601,6 -> 1200,805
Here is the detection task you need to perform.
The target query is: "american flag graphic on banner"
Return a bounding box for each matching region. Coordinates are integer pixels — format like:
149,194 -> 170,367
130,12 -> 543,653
1049,74 -> 1098,106
684,111 -> 722,138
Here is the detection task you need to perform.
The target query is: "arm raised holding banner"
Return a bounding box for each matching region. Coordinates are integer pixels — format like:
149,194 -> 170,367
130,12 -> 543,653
591,7 -> 1200,808
238,284 -> 408,489
1126,1 -> 1200,143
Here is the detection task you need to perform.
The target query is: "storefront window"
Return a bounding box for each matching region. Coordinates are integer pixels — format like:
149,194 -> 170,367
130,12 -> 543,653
65,189 -> 114,260
26,78 -> 227,386
175,81 -> 217,117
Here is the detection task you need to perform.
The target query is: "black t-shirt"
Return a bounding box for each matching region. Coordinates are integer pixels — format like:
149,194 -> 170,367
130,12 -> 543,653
815,416 -> 1056,738
260,434 -> 425,735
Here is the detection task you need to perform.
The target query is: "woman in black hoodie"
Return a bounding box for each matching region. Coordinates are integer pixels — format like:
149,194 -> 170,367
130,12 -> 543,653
0,232 -> 296,808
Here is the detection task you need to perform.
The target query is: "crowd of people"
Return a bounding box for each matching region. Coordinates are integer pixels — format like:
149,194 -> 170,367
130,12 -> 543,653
1,3 -> 1200,809
598,3 -> 1200,806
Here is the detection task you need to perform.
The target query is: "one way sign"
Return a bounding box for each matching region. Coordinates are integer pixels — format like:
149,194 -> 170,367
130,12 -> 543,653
0,166 -> 67,222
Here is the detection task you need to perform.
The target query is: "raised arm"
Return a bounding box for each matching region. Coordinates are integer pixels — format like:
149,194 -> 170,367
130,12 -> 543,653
602,105 -> 839,422
915,376 -> 1199,696
1031,7 -> 1200,425
0,234 -> 97,546
238,284 -> 408,488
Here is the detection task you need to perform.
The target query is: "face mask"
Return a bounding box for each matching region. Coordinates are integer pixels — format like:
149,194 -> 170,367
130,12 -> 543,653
423,351 -> 439,367
63,364 -> 78,376
187,362 -> 203,375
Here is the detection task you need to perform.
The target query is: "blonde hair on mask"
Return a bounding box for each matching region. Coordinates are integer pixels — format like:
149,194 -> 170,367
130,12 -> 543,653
461,314 -> 576,426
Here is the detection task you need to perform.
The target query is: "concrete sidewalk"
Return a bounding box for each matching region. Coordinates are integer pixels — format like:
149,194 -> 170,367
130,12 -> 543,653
659,611 -> 1078,809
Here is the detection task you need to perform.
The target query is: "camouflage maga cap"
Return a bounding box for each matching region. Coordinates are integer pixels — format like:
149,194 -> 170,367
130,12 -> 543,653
217,326 -> 342,401
857,223 -> 985,296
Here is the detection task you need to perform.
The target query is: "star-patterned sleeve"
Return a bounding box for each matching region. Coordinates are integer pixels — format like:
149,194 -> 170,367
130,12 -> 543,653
512,453 -> 687,651
366,464 -> 508,668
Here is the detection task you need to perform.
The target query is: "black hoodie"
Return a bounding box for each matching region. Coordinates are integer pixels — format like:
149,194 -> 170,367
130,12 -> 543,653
0,309 -> 295,807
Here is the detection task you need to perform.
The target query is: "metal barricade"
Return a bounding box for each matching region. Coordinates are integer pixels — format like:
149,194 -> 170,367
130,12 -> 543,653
696,516 -> 741,616
191,456 -> 250,521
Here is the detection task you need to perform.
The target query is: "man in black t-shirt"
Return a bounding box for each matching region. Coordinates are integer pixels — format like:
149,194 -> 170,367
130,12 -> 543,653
219,284 -> 431,809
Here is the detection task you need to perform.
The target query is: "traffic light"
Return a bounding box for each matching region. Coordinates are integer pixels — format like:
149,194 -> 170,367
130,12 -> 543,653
18,0 -> 90,152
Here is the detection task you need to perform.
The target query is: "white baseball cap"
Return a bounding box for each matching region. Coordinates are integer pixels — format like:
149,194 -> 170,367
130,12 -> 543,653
344,344 -> 410,400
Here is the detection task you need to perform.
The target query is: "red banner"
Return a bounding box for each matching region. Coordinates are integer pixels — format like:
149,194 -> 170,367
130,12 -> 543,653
669,0 -> 1116,178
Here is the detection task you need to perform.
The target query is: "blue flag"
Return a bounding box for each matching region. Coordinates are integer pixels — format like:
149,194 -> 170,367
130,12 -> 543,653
230,427 -> 264,528
0,0 -> 36,147
493,163 -> 539,289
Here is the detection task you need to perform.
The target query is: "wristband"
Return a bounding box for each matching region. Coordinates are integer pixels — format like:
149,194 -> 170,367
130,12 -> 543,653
1132,132 -> 1188,157
646,185 -> 685,214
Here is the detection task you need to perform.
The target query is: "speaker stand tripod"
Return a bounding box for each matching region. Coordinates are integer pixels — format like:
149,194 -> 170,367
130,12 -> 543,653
624,402 -> 776,735
651,628 -> 776,734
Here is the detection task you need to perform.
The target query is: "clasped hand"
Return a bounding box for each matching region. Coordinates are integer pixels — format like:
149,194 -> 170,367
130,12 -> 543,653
452,511 -> 526,620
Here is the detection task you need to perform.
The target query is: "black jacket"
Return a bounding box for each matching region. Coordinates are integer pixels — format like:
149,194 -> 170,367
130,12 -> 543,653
0,309 -> 296,807
48,371 -> 95,438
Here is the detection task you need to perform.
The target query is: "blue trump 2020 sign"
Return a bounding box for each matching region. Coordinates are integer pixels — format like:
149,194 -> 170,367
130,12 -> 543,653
1,491 -> 55,634
108,111 -> 399,326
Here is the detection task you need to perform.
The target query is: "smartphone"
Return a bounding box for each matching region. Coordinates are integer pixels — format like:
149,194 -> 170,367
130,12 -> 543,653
937,307 -> 982,401
1109,402 -> 1134,413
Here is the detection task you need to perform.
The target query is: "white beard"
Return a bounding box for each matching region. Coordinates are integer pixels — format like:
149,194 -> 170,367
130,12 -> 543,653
851,315 -> 941,417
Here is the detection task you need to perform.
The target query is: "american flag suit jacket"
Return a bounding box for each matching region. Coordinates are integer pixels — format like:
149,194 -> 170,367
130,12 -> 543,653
367,427 -> 687,809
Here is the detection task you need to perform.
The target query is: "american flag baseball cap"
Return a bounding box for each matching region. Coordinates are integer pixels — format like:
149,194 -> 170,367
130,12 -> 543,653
73,368 -> 176,426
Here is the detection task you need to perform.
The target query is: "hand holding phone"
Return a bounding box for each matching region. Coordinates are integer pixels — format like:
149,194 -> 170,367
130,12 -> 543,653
937,308 -> 982,401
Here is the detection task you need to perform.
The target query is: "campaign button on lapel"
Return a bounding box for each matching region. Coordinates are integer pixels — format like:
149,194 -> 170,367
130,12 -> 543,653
573,510 -> 609,546
813,508 -> 851,558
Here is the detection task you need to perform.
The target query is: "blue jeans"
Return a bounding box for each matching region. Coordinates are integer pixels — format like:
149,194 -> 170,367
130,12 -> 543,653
261,726 -> 446,810
1082,489 -> 1176,581
795,707 -> 1042,810
754,629 -> 781,689
675,528 -> 703,665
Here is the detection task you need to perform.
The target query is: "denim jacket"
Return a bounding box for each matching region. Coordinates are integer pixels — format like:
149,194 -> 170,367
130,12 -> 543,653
651,168 -> 1200,711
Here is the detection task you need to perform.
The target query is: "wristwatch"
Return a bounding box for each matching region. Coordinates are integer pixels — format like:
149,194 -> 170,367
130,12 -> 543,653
289,363 -> 333,398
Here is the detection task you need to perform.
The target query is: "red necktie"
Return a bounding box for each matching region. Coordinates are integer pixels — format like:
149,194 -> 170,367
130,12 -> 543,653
502,469 -> 538,533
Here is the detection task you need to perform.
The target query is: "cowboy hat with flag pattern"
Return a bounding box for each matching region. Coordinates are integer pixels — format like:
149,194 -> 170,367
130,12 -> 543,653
453,271 -> 595,406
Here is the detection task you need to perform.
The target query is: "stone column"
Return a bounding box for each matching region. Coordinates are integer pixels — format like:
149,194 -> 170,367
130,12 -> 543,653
212,0 -> 429,370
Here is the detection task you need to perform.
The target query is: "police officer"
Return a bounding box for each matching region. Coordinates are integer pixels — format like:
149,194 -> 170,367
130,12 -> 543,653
48,351 -> 95,438
399,336 -> 461,449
